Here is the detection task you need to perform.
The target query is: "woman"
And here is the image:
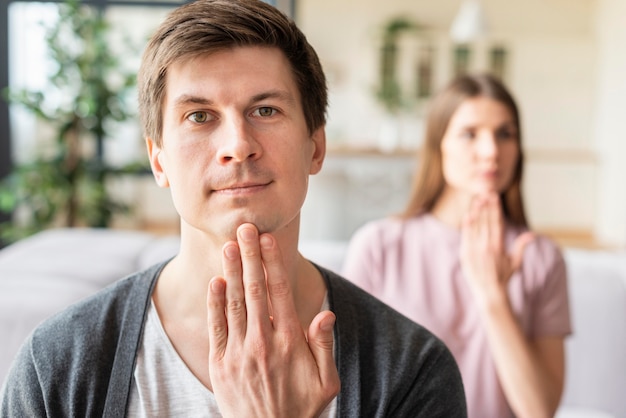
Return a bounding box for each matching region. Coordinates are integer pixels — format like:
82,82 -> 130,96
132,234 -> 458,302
343,73 -> 571,418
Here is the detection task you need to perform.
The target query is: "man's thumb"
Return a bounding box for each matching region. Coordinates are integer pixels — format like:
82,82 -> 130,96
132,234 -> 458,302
308,311 -> 338,383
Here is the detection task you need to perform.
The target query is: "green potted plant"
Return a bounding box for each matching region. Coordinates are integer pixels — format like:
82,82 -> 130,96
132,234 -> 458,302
0,0 -> 145,243
375,16 -> 420,114
374,16 -> 420,151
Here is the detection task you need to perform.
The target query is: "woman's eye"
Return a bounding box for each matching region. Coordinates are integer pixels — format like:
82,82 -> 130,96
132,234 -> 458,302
459,130 -> 475,140
255,107 -> 276,117
188,112 -> 209,123
496,129 -> 516,141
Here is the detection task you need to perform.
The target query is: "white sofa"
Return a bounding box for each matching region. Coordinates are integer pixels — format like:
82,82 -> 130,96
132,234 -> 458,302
0,228 -> 625,417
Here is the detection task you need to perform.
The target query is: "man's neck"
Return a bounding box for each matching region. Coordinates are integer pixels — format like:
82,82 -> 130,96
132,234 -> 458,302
148,224 -> 328,392
153,222 -> 327,332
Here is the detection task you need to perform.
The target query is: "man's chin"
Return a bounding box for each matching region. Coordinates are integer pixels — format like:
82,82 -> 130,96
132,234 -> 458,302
220,217 -> 279,239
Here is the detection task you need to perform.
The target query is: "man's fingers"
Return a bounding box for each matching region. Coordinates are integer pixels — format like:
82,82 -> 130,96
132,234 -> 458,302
237,224 -> 271,332
222,242 -> 247,341
207,277 -> 228,361
259,233 -> 299,332
307,311 -> 340,392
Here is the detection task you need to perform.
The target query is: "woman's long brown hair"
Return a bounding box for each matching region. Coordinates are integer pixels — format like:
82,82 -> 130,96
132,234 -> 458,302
401,73 -> 528,226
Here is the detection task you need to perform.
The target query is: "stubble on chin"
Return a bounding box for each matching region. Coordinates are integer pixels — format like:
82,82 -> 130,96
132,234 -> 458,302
216,212 -> 283,243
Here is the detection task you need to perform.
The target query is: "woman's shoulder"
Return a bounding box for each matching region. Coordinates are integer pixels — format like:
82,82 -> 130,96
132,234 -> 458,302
506,224 -> 563,255
505,225 -> 565,275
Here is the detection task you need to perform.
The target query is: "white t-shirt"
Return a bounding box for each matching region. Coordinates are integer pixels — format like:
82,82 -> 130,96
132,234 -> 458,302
127,297 -> 337,417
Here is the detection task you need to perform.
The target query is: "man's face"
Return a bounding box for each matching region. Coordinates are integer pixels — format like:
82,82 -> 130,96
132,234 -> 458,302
147,46 -> 326,242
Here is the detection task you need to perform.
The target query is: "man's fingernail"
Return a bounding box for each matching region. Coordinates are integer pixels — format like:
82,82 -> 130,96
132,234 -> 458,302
320,314 -> 336,331
239,226 -> 256,241
260,234 -> 273,249
224,244 -> 239,259
210,278 -> 225,293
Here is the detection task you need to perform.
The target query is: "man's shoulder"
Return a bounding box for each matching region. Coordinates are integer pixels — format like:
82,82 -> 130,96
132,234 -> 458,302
1,263 -> 165,417
321,267 -> 466,416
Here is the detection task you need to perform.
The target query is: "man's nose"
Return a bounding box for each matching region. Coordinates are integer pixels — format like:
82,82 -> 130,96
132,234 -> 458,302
215,116 -> 261,163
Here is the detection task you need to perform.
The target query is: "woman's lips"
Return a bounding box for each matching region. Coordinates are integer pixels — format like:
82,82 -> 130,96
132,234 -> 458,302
478,169 -> 498,179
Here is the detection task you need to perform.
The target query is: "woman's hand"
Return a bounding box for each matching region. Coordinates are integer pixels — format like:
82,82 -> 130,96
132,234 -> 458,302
206,223 -> 340,418
459,195 -> 565,418
460,193 -> 534,308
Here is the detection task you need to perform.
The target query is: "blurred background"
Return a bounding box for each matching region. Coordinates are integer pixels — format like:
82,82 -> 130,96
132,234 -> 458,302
1,0 -> 625,249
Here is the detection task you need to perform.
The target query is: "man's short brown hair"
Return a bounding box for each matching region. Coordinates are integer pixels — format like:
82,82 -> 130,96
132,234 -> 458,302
137,0 -> 328,146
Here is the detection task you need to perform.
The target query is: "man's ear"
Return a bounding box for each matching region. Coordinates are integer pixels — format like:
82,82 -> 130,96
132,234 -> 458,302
309,126 -> 326,175
146,137 -> 169,188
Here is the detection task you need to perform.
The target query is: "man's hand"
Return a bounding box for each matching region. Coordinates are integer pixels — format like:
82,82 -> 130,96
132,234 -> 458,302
206,223 -> 340,417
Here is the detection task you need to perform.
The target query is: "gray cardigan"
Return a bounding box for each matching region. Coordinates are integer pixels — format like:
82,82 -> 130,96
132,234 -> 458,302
1,262 -> 466,417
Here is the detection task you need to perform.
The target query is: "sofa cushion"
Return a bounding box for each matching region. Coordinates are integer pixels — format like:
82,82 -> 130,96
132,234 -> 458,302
561,248 -> 626,417
137,235 -> 180,270
299,240 -> 348,273
0,228 -> 156,287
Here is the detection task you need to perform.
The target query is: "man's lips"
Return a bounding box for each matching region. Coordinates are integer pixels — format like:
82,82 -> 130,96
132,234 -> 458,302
212,181 -> 272,194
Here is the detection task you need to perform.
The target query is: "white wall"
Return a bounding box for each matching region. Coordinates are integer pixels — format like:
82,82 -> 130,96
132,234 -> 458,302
297,0 -> 617,245
593,0 -> 626,247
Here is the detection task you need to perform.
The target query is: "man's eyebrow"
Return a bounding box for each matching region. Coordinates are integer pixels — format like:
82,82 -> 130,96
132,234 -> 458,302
172,94 -> 213,108
251,90 -> 297,105
172,90 -> 297,108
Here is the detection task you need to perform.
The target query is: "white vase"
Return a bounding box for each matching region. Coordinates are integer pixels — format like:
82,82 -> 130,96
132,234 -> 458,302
377,114 -> 401,153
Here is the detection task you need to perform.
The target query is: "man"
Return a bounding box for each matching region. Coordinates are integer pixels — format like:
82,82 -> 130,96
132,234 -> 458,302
0,0 -> 466,416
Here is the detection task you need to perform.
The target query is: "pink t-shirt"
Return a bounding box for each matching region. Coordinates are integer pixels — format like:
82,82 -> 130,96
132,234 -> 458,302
342,214 -> 572,418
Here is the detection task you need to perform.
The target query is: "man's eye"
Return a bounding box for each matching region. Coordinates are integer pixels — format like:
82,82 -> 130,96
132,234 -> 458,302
188,112 -> 209,123
255,107 -> 276,117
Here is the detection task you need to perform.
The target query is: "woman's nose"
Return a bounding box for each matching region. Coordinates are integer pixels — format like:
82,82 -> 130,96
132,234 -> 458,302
476,133 -> 498,159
